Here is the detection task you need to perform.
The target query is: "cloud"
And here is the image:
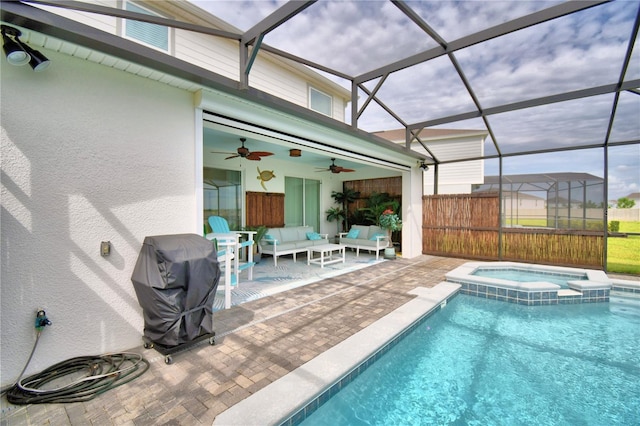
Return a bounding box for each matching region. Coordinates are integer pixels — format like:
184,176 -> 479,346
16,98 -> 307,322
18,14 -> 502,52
191,0 -> 287,31
262,1 -> 433,76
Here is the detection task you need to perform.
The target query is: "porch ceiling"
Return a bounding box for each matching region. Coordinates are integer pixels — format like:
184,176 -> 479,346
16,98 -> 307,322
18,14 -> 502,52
203,126 -> 371,173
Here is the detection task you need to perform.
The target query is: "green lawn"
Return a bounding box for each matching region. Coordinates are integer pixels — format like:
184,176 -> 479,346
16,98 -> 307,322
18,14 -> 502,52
607,233 -> 640,275
616,221 -> 640,233
606,221 -> 639,275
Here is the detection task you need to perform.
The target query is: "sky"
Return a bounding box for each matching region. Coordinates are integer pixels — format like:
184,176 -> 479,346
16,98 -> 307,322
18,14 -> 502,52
191,0 -> 640,200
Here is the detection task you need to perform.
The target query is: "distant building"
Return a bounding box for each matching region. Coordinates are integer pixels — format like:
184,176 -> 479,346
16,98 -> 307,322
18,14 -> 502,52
374,128 -> 488,194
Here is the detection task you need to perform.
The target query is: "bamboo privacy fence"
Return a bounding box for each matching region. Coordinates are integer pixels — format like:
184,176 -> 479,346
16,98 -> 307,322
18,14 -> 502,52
423,193 -> 604,268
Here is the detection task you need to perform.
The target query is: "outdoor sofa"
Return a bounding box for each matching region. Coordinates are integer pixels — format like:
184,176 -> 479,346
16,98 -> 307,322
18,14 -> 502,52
259,226 -> 329,266
339,225 -> 389,260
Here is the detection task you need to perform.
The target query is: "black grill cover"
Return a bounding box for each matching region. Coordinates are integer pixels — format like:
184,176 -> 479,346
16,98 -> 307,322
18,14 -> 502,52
131,234 -> 220,347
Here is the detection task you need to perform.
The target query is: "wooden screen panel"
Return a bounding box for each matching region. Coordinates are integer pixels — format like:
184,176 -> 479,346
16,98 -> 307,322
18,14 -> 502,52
345,176 -> 402,198
246,192 -> 285,227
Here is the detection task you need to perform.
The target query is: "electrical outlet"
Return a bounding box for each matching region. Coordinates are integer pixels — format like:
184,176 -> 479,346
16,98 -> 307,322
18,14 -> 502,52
101,241 -> 111,256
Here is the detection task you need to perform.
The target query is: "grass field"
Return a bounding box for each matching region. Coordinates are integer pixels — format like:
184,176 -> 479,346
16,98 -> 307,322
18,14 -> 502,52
607,235 -> 639,275
607,220 -> 640,274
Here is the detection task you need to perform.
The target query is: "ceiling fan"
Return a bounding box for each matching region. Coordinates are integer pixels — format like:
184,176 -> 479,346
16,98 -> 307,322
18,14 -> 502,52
316,158 -> 355,174
212,138 -> 274,161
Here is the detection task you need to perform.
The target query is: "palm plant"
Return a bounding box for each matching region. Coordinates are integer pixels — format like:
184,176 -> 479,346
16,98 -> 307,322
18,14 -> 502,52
361,192 -> 399,226
325,207 -> 346,236
331,188 -> 359,231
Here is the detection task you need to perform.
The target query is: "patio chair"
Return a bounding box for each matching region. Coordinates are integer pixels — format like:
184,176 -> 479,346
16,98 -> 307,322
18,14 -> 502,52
205,216 -> 255,286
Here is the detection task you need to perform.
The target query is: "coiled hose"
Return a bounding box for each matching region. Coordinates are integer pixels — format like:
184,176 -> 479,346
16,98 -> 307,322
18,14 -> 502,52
5,327 -> 149,404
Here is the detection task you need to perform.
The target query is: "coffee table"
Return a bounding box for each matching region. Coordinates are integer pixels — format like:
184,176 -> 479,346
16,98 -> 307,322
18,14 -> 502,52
307,244 -> 345,268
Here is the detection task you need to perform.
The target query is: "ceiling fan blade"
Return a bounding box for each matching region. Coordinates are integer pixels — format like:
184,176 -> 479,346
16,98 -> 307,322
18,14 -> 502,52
246,153 -> 263,161
247,152 -> 274,161
224,154 -> 240,160
211,151 -> 235,155
321,158 -> 355,173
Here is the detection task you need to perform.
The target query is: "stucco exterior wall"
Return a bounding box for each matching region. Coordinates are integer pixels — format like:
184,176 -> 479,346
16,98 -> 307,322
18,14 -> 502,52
1,49 -> 197,387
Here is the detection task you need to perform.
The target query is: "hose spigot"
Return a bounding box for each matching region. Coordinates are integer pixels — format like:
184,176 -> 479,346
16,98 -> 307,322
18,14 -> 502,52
35,309 -> 52,331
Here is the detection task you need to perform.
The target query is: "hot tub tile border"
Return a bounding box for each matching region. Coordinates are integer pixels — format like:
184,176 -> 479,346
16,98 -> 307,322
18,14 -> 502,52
451,279 -> 611,305
446,262 -> 616,306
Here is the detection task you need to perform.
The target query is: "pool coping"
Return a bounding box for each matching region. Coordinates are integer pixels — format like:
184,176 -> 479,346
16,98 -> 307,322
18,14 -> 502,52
212,282 -> 461,426
610,278 -> 640,294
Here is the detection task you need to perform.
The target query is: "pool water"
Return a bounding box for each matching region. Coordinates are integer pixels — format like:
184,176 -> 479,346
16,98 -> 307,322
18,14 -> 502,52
471,268 -> 587,288
300,294 -> 640,426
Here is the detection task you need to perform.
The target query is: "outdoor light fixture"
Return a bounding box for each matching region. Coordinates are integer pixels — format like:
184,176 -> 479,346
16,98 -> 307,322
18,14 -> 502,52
2,26 -> 30,66
1,25 -> 50,71
18,38 -> 51,71
418,161 -> 429,171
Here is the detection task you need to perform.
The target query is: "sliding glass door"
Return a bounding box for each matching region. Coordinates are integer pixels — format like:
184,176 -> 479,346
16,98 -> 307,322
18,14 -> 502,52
285,177 -> 320,231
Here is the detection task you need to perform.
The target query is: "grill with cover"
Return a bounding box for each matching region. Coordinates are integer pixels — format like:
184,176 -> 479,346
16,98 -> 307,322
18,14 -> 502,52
131,234 -> 220,363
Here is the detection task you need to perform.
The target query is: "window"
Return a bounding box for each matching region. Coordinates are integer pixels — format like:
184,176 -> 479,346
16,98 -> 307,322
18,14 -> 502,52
285,177 -> 320,230
309,87 -> 332,117
124,1 -> 169,52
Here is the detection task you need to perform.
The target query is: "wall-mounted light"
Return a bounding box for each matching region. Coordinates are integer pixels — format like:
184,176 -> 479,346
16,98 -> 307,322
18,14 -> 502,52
418,161 -> 429,171
289,149 -> 301,157
2,25 -> 50,72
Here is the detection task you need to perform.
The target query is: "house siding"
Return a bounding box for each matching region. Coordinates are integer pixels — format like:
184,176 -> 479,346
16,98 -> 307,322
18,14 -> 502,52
174,29 -> 239,80
36,1 -> 119,34
32,0 -> 348,120
421,137 -> 485,194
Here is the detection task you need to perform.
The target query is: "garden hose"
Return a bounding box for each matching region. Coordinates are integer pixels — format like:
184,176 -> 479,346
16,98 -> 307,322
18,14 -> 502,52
5,310 -> 150,405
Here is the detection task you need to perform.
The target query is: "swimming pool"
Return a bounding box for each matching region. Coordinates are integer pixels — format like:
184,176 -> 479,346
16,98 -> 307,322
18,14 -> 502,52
296,293 -> 640,425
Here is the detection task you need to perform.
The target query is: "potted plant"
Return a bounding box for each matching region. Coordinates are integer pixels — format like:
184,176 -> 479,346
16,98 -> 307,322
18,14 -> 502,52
325,207 -> 345,242
379,209 -> 402,259
360,192 -> 399,227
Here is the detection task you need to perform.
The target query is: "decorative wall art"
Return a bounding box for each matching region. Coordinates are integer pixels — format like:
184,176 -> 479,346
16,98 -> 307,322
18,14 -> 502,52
257,167 -> 276,190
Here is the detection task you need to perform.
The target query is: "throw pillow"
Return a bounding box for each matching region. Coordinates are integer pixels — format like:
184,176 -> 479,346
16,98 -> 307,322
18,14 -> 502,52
346,229 -> 360,239
264,234 -> 277,245
306,232 -> 322,241
369,232 -> 386,241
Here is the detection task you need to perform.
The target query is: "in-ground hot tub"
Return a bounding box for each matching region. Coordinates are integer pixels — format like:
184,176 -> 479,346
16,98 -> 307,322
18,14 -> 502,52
445,261 -> 612,305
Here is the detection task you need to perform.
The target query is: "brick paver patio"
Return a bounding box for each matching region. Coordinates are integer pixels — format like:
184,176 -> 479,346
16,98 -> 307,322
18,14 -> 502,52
0,256 -> 479,425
